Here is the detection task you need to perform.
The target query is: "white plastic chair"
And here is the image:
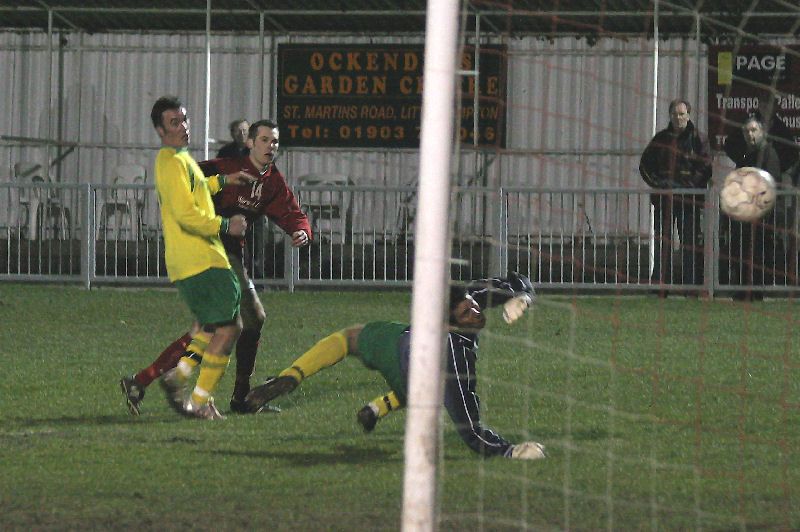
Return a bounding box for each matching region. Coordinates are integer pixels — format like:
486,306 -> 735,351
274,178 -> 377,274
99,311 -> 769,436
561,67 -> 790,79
96,163 -> 147,240
12,161 -> 70,240
0,171 -> 15,237
297,174 -> 353,244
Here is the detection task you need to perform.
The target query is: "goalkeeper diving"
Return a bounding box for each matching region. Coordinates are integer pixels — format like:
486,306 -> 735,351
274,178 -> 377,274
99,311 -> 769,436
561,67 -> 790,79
245,271 -> 544,460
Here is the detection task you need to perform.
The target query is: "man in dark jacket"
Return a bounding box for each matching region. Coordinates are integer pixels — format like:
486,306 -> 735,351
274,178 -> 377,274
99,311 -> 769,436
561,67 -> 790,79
723,114 -> 782,299
244,272 -> 545,460
639,99 -> 713,292
217,119 -> 250,159
723,93 -> 798,184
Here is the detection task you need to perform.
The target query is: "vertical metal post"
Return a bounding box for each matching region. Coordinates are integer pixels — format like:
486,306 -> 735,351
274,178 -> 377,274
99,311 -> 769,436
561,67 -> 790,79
695,11 -> 712,296
259,11 -> 267,119
704,187 -> 717,298
55,29 -> 65,182
695,11 -> 701,107
472,12 -> 480,148
498,186 -> 508,273
651,0 -> 659,137
204,0 -> 212,160
76,32 -> 84,186
46,9 -> 54,180
648,0 -> 660,280
82,183 -> 93,289
283,237 -> 296,292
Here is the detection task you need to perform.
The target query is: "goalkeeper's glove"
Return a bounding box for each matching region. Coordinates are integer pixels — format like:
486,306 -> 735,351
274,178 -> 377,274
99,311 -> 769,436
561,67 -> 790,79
507,271 -> 535,296
506,441 -> 546,460
503,293 -> 533,324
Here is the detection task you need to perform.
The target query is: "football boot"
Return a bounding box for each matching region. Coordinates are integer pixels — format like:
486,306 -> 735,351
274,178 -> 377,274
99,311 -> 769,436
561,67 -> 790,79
244,375 -> 298,412
120,375 -> 145,416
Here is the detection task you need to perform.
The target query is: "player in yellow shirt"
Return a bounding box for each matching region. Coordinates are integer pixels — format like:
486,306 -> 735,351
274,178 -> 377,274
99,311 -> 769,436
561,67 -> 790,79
149,95 -> 255,420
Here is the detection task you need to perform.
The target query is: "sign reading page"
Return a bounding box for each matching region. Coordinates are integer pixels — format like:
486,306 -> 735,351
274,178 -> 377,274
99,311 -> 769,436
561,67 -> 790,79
708,45 -> 800,151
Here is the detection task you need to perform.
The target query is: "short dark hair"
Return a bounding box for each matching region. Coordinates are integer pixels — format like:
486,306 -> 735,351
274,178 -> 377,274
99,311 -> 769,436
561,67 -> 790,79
228,119 -> 248,134
668,98 -> 691,115
449,284 -> 469,310
248,119 -> 279,139
151,95 -> 182,129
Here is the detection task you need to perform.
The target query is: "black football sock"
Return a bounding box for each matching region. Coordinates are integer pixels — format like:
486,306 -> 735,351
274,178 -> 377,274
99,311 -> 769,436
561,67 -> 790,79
232,329 -> 260,402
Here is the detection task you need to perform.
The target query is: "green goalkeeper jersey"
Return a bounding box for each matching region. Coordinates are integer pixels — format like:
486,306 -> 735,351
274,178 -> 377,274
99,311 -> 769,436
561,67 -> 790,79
154,146 -> 230,282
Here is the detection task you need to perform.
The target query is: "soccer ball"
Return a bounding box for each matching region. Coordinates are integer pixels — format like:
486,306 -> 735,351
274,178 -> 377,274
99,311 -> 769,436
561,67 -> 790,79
719,167 -> 777,222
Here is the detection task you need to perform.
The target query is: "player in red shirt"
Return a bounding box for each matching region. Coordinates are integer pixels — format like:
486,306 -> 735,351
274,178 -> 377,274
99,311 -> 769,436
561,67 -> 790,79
120,119 -> 312,416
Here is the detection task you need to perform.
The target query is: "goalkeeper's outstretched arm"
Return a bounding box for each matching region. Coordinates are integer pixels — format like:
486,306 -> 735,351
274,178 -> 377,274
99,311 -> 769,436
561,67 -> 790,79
464,271 -> 535,310
443,333 -> 514,457
442,334 -> 544,460
461,272 -> 535,324
443,274 -> 543,459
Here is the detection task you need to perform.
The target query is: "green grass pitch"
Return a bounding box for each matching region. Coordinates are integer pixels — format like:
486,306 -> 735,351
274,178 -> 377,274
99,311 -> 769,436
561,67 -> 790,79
0,284 -> 798,530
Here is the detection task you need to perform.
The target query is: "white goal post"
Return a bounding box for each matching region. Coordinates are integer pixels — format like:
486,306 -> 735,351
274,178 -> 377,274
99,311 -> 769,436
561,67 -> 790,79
401,0 -> 462,531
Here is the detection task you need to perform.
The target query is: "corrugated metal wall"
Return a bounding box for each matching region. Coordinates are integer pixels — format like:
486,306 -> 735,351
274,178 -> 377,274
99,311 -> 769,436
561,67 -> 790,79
502,37 -> 708,188
1,30 -> 720,192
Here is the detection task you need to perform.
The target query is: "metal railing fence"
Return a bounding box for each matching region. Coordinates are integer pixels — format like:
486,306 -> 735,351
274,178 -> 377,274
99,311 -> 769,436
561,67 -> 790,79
1,182 -> 797,295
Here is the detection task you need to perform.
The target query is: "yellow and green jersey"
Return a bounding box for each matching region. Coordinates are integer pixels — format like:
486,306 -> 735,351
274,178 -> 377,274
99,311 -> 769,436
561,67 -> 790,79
154,146 -> 230,281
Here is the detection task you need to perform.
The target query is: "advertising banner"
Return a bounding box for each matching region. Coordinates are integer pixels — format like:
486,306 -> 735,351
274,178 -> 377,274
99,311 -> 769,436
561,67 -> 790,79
277,44 -> 507,148
708,45 -> 800,151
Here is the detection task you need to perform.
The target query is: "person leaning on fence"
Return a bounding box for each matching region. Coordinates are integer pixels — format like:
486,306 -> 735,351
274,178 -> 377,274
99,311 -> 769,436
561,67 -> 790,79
639,98 -> 713,294
125,95 -> 256,420
217,118 -> 250,159
243,272 -> 546,460
120,119 -> 312,416
722,114 -> 783,301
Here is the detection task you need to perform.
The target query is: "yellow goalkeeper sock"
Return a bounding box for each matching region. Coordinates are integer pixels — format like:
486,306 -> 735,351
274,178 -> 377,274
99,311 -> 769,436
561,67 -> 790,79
191,352 -> 231,404
369,391 -> 402,419
279,331 -> 348,383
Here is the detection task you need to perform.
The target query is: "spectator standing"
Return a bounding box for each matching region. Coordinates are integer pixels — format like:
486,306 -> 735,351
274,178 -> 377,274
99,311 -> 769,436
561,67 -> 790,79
723,114 -> 782,300
217,119 -> 250,159
724,95 -> 800,289
723,93 -> 798,183
639,99 -> 713,294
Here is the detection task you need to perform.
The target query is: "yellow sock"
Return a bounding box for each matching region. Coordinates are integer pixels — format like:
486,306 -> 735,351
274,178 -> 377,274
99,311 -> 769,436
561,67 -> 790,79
174,332 -> 210,380
369,392 -> 402,419
175,357 -> 199,380
185,331 -> 211,364
191,352 -> 231,404
279,331 -> 348,383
